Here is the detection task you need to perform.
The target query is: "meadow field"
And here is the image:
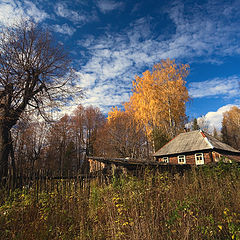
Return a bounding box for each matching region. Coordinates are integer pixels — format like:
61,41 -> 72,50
0,163 -> 240,240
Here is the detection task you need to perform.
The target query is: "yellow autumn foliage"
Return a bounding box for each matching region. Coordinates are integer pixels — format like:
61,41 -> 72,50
222,106 -> 240,149
107,106 -> 124,123
126,59 -> 189,138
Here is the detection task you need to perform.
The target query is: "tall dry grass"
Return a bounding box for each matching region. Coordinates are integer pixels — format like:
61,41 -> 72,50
0,163 -> 240,240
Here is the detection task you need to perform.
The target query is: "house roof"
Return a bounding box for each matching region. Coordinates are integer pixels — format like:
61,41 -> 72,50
153,130 -> 240,157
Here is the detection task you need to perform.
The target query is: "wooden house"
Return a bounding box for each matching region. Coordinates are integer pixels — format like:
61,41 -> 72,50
153,130 -> 240,165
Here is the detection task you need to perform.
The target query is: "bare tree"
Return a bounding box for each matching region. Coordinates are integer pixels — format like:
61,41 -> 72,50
0,21 -> 80,180
197,116 -> 210,133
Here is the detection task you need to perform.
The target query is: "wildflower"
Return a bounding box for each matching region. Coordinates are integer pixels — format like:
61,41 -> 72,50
218,225 -> 222,230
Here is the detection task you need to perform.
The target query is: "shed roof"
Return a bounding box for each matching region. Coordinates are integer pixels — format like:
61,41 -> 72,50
153,130 -> 240,157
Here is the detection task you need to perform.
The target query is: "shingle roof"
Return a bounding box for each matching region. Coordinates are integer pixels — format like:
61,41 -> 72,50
153,130 -> 240,157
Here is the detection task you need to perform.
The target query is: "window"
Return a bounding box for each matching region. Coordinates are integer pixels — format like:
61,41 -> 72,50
162,157 -> 169,163
178,155 -> 186,164
195,153 -> 204,165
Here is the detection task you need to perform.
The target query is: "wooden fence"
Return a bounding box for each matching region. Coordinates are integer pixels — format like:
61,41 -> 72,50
0,157 -> 203,199
0,168 -> 112,202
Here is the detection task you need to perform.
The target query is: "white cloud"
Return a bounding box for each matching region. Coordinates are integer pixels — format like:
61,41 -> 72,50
0,0 -> 48,27
55,3 -> 86,23
188,76 -> 240,98
24,0 -> 48,22
53,23 -> 76,36
75,72 -> 97,89
81,85 -> 131,113
54,2 -> 97,25
167,1 -> 240,57
97,0 -> 124,13
199,104 -> 240,131
75,0 -> 240,112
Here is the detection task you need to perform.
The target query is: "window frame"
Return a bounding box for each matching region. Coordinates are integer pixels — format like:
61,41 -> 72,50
195,153 -> 204,165
178,155 -> 186,164
162,157 -> 169,163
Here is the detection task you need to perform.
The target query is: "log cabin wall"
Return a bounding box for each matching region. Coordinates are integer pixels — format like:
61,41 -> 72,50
157,152 -> 213,165
169,152 -> 212,165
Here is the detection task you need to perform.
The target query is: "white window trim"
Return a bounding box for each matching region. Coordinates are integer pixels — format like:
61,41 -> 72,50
162,157 -> 169,163
195,153 -> 204,165
178,155 -> 186,164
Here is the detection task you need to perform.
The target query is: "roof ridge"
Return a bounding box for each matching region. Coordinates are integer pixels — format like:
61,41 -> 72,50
203,131 -> 240,153
200,130 -> 214,149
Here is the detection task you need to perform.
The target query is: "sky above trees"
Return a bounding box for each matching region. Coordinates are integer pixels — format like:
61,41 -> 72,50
0,0 -> 240,130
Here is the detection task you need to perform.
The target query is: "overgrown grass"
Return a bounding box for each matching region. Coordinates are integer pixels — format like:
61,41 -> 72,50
0,163 -> 240,239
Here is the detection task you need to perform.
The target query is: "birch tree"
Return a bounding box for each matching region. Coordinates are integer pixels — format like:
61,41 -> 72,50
126,59 -> 189,149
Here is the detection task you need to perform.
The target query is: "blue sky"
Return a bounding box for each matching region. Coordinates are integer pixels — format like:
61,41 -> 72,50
0,0 -> 240,130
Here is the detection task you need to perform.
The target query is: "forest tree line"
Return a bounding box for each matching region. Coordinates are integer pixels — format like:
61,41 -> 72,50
10,80 -> 240,175
0,21 -> 239,179
9,58 -> 190,173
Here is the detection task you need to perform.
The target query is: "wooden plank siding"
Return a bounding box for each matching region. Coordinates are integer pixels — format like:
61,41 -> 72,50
157,150 -> 240,165
157,152 -> 213,165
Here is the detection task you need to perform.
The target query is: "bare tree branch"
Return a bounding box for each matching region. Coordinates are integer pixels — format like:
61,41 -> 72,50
0,20 -> 83,180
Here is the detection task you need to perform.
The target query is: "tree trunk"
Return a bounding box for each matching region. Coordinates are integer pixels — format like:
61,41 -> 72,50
0,124 -> 11,182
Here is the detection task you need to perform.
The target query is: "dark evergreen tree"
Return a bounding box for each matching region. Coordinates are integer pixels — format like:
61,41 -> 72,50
192,118 -> 200,130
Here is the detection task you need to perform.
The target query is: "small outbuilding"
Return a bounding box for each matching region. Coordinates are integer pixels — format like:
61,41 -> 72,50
153,130 -> 240,165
